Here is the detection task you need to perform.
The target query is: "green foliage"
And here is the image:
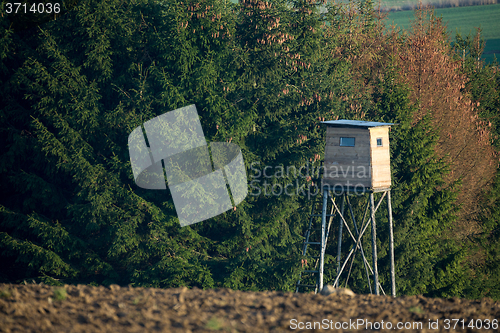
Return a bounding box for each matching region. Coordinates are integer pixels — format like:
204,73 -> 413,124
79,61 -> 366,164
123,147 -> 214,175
205,316 -> 225,330
1,0 -> 333,289
472,180 -> 500,300
454,28 -> 500,300
0,288 -> 11,298
368,63 -> 469,297
408,306 -> 425,314
53,287 -> 67,301
455,28 -> 500,148
0,0 -> 498,300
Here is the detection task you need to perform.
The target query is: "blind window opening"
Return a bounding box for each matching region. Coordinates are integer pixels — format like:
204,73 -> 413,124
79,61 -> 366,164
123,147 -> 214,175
340,137 -> 355,147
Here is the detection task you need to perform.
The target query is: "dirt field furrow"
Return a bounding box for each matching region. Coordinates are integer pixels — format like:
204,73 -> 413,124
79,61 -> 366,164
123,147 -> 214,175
0,284 -> 499,332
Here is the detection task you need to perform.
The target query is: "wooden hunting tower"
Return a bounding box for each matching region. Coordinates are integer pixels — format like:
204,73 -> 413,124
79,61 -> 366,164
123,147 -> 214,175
321,120 -> 394,192
296,119 -> 396,297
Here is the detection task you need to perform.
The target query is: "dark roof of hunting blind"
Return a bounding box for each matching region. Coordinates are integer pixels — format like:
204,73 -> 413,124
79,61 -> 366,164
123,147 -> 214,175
321,120 -> 395,128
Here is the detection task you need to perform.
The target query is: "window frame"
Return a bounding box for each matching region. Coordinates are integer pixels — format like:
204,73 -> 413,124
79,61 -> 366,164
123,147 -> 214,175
339,137 -> 355,147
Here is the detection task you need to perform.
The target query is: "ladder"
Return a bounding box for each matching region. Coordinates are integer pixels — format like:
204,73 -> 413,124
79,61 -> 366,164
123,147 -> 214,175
295,192 -> 336,293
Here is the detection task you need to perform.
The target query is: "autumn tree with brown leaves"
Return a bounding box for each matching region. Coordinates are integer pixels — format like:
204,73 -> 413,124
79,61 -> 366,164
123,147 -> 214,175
391,6 -> 498,239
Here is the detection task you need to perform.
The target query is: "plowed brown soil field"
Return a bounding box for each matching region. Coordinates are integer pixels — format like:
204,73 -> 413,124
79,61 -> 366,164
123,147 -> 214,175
0,283 -> 499,332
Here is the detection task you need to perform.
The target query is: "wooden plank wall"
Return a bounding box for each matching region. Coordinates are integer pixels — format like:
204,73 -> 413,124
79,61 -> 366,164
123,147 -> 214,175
323,125 -> 392,190
323,127 -> 371,188
369,127 -> 391,189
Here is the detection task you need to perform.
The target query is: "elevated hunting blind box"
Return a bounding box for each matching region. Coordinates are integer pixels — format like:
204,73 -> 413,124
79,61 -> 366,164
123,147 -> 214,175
321,120 -> 394,192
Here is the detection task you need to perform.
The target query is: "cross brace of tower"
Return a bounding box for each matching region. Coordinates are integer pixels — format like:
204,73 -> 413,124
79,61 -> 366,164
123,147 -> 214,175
296,188 -> 396,296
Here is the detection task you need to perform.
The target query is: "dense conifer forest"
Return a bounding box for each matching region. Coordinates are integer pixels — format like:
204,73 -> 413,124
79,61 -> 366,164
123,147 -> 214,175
1,0 -> 499,300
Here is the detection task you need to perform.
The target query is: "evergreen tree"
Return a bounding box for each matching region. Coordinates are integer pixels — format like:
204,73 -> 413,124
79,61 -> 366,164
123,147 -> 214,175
0,0 -> 352,290
453,28 -> 500,300
2,0 -> 497,299
1,0 -> 217,287
370,64 -> 470,297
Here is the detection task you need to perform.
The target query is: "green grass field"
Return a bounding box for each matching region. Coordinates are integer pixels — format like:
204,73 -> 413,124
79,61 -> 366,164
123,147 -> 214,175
373,0 -> 498,10
228,0 -> 499,64
385,4 -> 500,63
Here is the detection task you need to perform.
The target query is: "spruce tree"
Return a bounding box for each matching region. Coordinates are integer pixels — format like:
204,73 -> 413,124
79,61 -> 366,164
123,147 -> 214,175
454,29 -> 500,300
369,64 -> 471,297
2,0 -> 495,299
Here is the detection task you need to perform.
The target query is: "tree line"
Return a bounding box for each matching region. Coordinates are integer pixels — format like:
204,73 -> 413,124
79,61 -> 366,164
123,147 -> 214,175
1,0 -> 499,299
